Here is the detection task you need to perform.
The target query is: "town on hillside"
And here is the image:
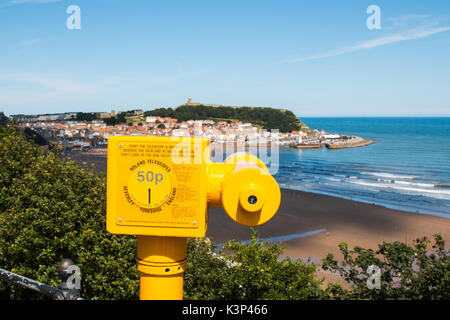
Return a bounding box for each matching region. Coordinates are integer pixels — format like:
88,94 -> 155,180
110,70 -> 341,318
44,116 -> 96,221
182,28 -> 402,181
9,100 -> 373,152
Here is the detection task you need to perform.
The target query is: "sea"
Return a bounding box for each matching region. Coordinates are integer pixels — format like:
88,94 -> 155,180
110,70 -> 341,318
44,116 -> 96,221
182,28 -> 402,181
273,117 -> 450,219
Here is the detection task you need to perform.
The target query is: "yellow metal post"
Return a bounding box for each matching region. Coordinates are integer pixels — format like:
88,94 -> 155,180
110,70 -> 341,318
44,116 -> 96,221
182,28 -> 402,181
136,236 -> 187,300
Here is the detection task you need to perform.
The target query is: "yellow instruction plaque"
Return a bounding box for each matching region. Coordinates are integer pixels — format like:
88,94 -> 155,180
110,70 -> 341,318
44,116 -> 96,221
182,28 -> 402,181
106,136 -> 209,237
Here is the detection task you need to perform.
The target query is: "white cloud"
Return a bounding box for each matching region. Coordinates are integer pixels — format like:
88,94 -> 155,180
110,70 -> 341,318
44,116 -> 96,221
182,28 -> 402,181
0,73 -> 99,113
279,25 -> 450,64
387,14 -> 431,25
6,73 -> 98,94
17,38 -> 45,47
9,0 -> 61,4
0,0 -> 61,9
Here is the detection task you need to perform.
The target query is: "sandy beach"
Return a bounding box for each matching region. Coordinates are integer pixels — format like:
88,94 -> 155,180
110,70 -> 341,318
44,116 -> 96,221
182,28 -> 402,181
207,188 -> 450,256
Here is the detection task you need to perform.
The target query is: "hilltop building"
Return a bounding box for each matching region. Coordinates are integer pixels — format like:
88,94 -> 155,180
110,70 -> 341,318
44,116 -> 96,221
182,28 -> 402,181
185,98 -> 221,108
184,98 -> 272,110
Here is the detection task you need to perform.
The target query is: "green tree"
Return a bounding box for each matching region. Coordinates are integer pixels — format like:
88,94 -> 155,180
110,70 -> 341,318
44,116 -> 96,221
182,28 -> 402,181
0,113 -> 8,126
22,128 -> 48,146
103,113 -> 128,126
0,127 -> 139,300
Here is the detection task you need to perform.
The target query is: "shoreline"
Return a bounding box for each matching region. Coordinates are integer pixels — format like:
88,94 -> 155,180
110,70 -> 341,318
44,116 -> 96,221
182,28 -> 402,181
68,152 -> 449,219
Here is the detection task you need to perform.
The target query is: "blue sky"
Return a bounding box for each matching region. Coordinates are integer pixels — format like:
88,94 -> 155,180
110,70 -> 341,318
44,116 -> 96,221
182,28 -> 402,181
1,0 -> 449,116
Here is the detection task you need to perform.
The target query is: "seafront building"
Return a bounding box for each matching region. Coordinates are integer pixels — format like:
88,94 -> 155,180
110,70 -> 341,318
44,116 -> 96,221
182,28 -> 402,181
15,115 -> 303,150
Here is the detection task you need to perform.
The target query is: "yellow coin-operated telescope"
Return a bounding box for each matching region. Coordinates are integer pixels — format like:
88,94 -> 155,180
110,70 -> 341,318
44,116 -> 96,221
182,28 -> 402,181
106,136 -> 281,300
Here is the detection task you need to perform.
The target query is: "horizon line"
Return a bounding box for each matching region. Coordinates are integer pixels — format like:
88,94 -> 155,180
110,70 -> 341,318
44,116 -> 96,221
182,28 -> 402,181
299,115 -> 450,118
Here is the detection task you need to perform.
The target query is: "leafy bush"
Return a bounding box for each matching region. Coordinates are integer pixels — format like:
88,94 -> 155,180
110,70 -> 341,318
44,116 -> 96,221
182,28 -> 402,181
321,234 -> 449,300
0,127 -> 139,299
184,230 -> 325,300
184,238 -> 231,299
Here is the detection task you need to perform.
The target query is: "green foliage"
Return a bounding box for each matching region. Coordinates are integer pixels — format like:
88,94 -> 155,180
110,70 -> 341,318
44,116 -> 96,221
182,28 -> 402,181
75,112 -> 99,122
184,230 -> 325,300
321,234 -> 449,300
145,105 -> 304,132
103,113 -> 127,126
23,128 -> 48,147
184,238 -> 232,299
0,127 -> 139,300
0,113 -> 8,126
